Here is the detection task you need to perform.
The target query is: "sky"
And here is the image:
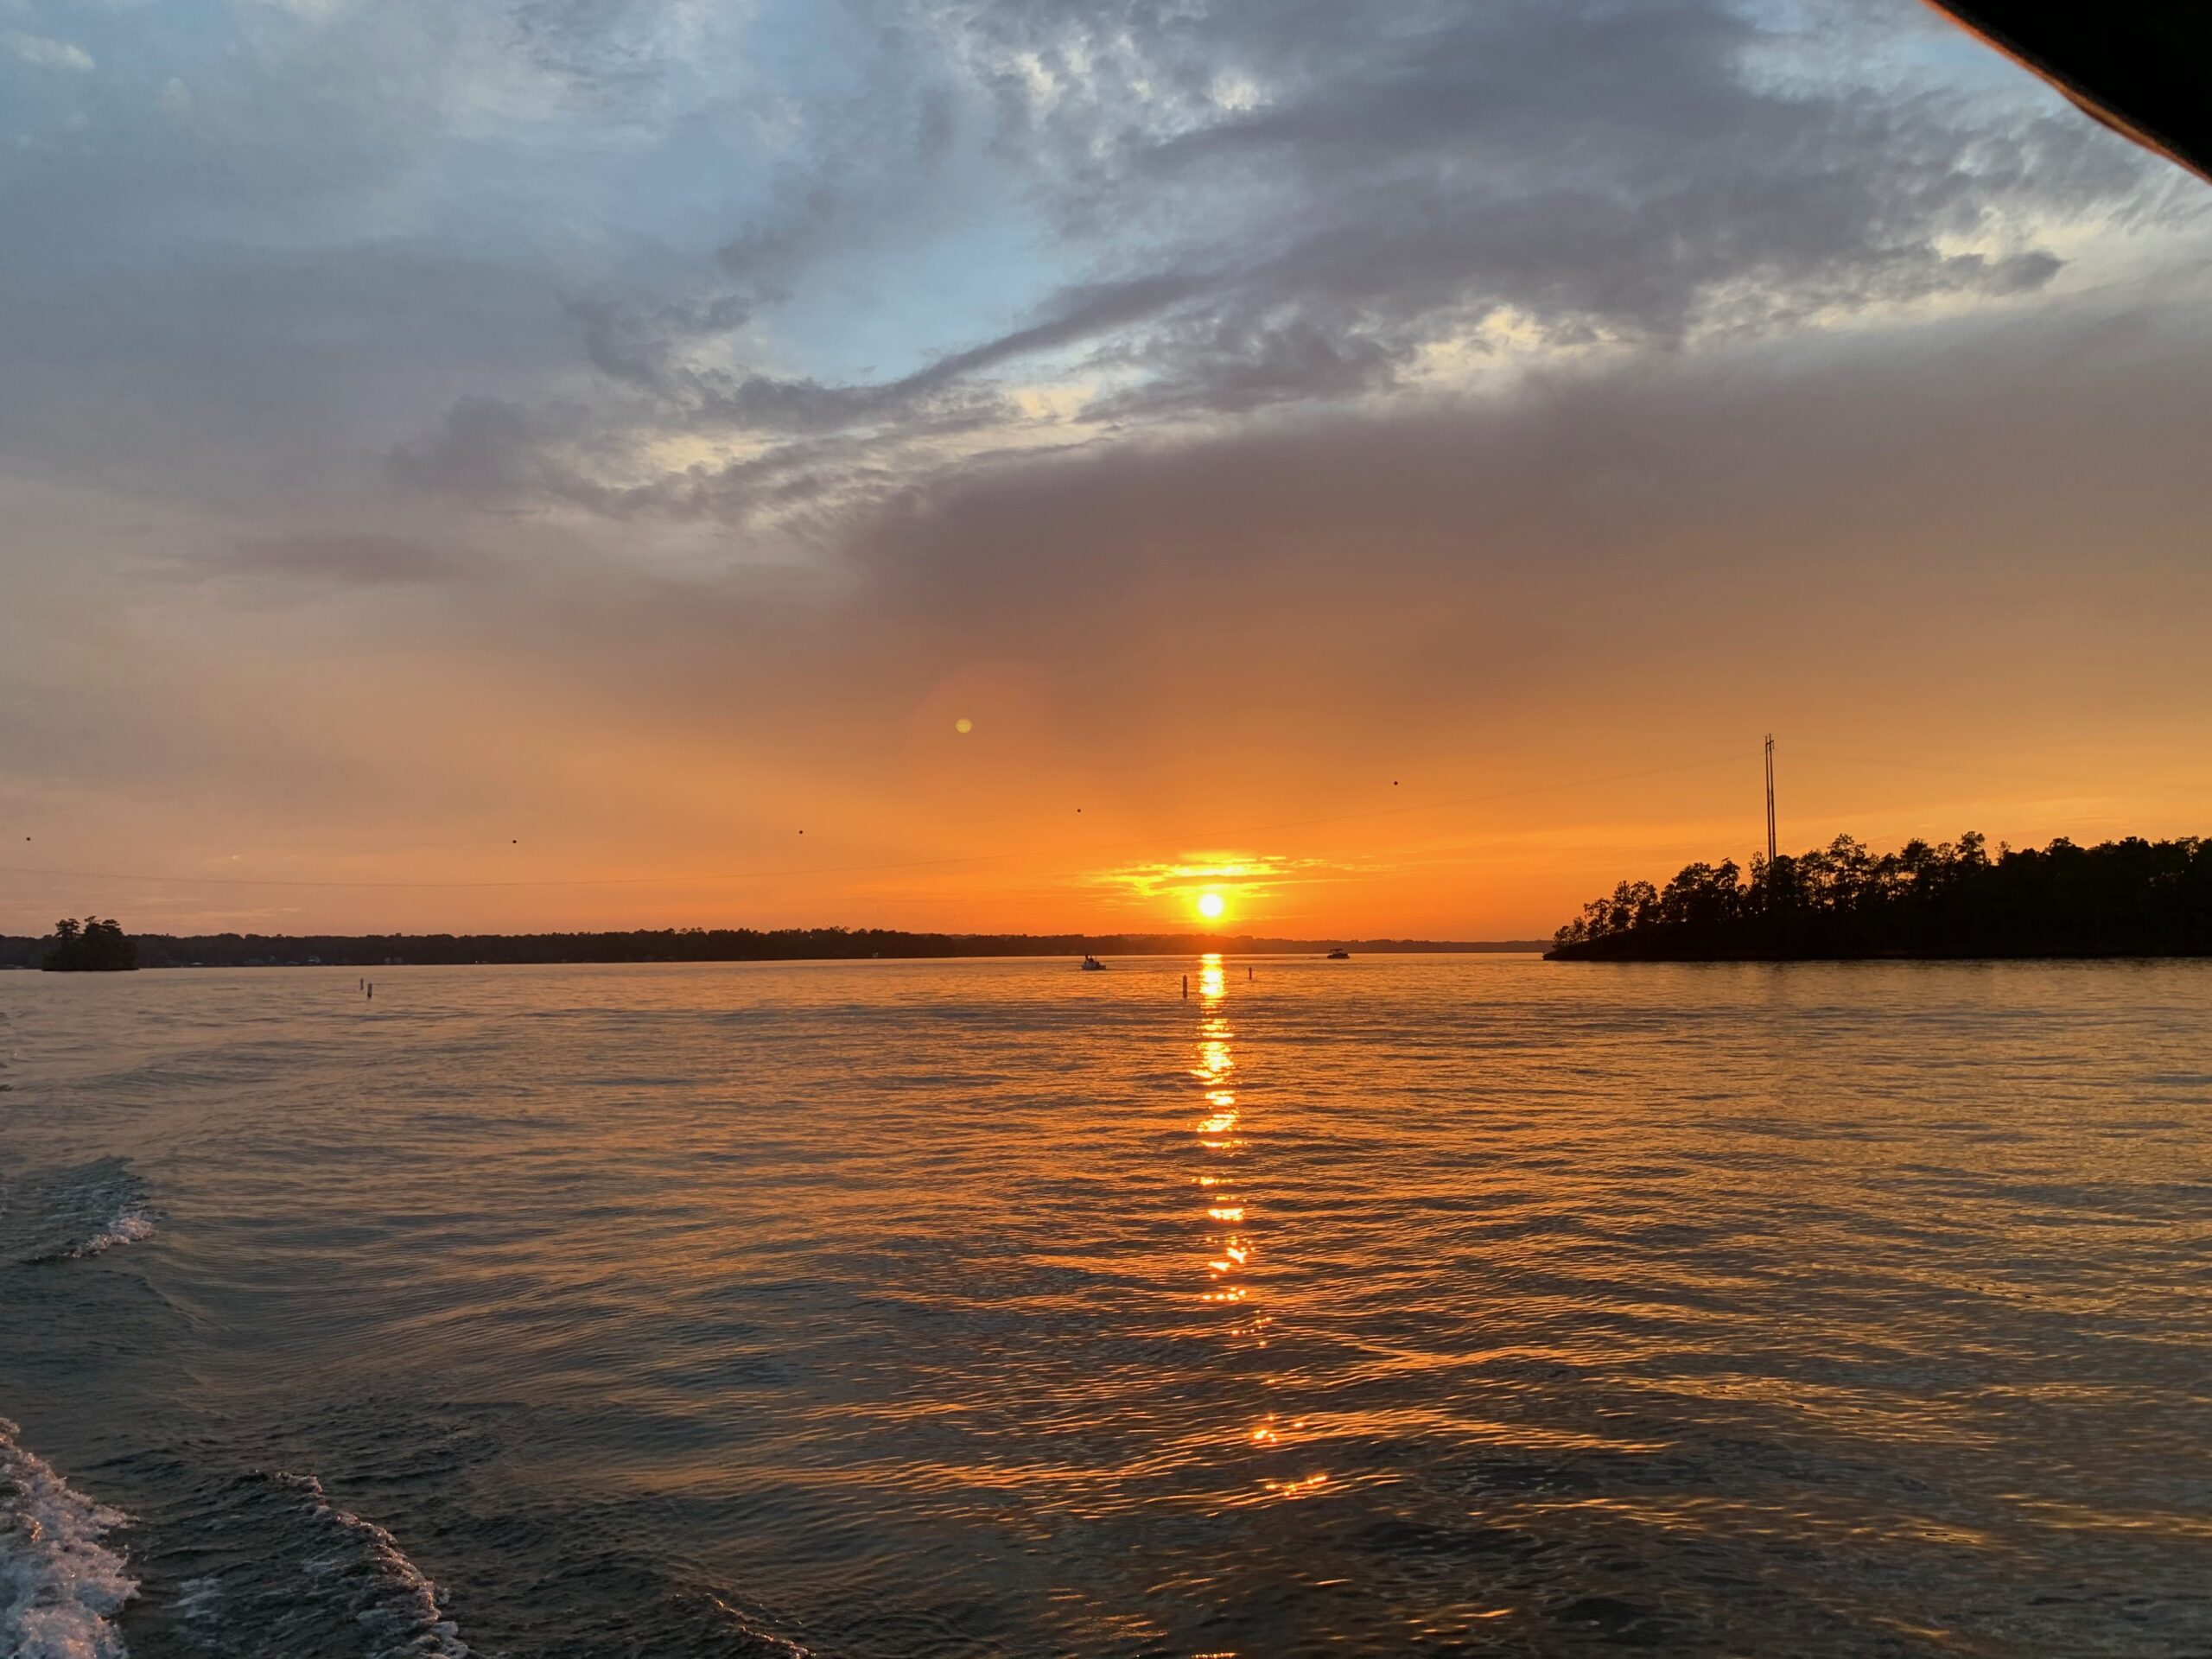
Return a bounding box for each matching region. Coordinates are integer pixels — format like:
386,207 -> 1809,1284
3,0 -> 2210,940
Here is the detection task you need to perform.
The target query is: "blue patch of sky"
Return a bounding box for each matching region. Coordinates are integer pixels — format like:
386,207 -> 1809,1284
771,213 -> 1074,387
1735,0 -> 2037,101
5,0 -> 1098,393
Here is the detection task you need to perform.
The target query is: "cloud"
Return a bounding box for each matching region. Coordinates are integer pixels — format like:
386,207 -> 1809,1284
378,0 -> 2177,536
507,0 -> 746,107
3,0 -> 2192,548
6,32 -> 95,72
9,280 -> 2212,934
386,396 -> 575,500
1093,855 -> 1370,907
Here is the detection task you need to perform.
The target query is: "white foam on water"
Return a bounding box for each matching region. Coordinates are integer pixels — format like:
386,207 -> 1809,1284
704,1592 -> 815,1657
278,1473 -> 470,1659
0,1417 -> 137,1659
56,1210 -> 156,1262
7,1160 -> 157,1265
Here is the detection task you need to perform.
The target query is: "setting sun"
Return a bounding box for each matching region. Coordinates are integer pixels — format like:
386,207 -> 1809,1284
1196,890 -> 1227,921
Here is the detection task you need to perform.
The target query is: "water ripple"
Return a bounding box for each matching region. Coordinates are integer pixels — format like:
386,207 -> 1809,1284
0,956 -> 2206,1655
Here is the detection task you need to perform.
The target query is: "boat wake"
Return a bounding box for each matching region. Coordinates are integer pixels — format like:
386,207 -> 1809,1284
3,1159 -> 157,1265
242,1472 -> 473,1659
0,1417 -> 136,1659
3,1431 -> 819,1659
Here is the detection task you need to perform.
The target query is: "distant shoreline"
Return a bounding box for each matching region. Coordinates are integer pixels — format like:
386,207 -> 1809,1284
0,930 -> 1548,970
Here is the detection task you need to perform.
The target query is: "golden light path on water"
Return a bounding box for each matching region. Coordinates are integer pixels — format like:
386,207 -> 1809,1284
1191,953 -> 1319,1502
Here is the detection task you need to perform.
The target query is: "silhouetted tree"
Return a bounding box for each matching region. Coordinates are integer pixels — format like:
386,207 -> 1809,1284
1549,834 -> 2212,960
41,915 -> 138,971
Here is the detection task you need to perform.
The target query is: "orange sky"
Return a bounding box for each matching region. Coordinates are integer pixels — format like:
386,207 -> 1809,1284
10,314 -> 2212,940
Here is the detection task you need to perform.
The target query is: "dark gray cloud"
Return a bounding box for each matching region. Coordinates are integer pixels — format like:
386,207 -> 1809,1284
387,397 -> 586,501
220,534 -> 470,588
823,293 -> 2212,717
385,0 -> 2176,531
938,0 -> 2141,385
351,296 -> 2212,847
568,292 -> 753,392
0,0 -> 2198,562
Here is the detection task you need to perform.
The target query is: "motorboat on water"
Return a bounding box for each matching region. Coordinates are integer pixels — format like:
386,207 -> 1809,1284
1080,953 -> 1108,971
1325,948 -> 1351,960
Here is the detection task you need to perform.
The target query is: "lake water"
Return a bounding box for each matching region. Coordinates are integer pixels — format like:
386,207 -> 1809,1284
3,955 -> 2209,1657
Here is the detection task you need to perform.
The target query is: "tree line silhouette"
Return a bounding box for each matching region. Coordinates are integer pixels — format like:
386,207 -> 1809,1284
0,925 -> 1541,970
1548,833 -> 2212,959
40,916 -> 140,971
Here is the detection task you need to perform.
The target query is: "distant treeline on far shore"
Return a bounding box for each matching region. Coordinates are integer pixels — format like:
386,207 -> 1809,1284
0,927 -> 1545,970
1548,833 -> 2212,961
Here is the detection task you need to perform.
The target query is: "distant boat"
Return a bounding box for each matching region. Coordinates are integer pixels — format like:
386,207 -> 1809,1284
1325,948 -> 1351,960
1080,954 -> 1108,971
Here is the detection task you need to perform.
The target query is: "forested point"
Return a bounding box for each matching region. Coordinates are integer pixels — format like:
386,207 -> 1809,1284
0,928 -> 1544,970
40,917 -> 140,972
1548,833 -> 2212,961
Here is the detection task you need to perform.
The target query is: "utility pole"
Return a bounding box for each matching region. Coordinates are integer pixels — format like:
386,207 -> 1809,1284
1763,734 -> 1777,866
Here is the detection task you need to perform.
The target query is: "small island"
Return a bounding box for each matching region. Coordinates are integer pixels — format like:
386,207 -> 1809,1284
1548,833 -> 2212,961
41,916 -> 140,972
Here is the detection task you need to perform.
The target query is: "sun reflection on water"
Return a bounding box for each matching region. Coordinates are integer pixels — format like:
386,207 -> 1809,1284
1187,952 -> 1323,1503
